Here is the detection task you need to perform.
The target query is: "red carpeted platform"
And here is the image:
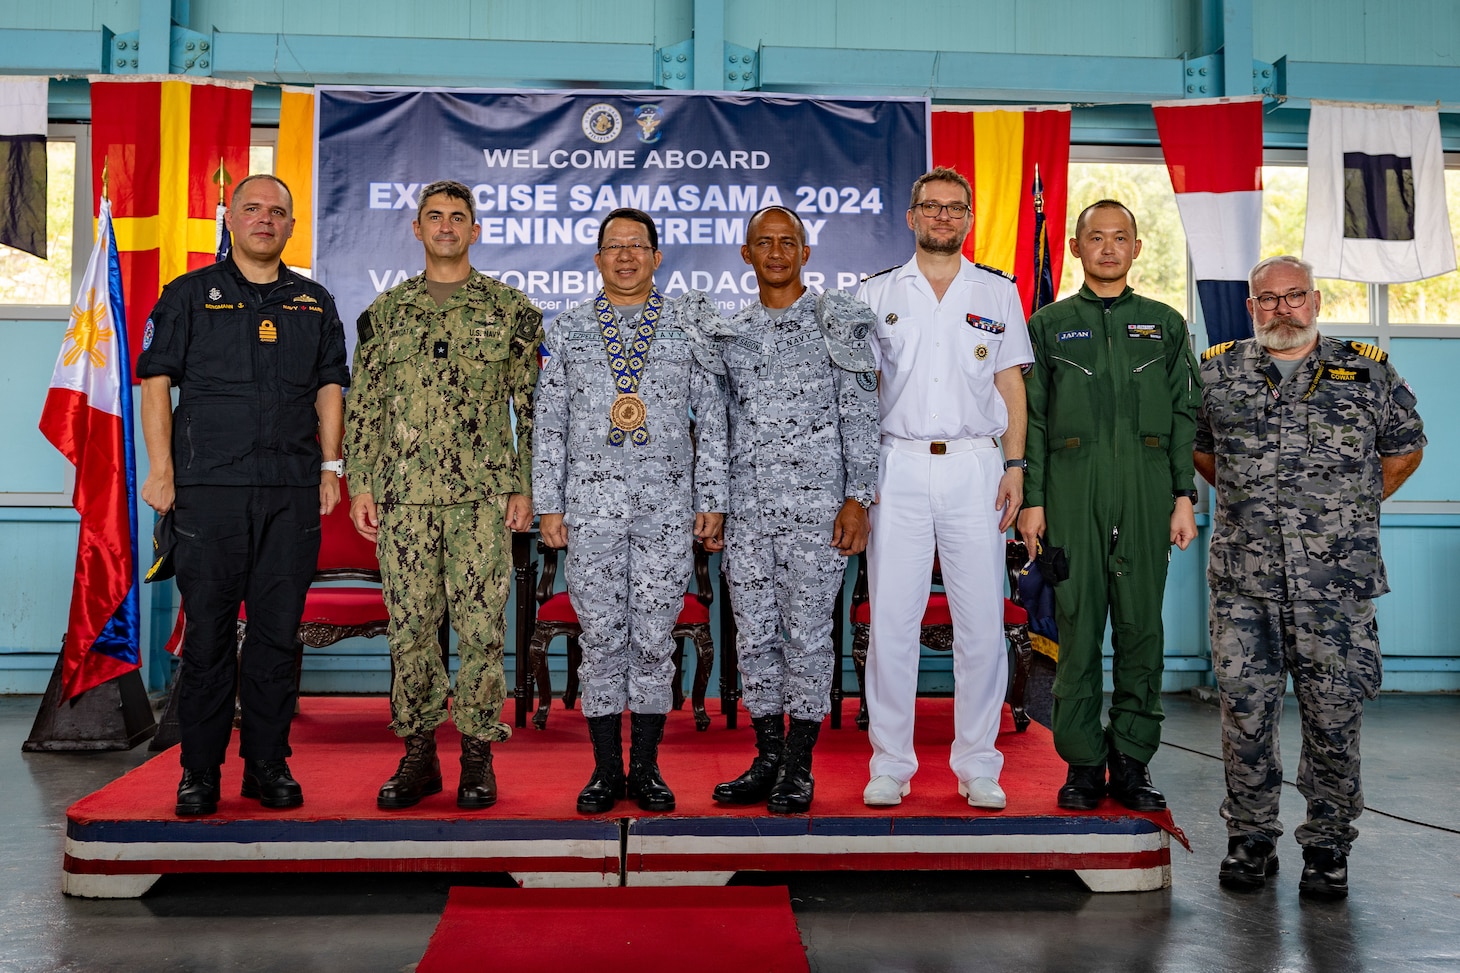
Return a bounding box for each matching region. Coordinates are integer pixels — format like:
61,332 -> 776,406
64,697 -> 1184,898
416,886 -> 809,973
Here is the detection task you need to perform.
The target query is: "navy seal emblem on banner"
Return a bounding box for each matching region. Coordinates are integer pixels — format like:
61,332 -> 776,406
634,105 -> 664,143
582,104 -> 623,143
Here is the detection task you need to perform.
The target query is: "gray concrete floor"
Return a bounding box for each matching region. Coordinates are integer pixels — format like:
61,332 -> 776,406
3,683 -> 1458,973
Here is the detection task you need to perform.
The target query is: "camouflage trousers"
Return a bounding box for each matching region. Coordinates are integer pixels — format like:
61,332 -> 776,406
377,498 -> 512,742
723,518 -> 845,722
565,512 -> 693,718
1210,591 -> 1383,853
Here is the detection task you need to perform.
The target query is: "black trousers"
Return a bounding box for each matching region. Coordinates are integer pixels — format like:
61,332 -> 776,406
173,485 -> 320,769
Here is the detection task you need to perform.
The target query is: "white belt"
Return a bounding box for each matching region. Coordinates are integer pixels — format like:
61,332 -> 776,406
882,436 -> 997,455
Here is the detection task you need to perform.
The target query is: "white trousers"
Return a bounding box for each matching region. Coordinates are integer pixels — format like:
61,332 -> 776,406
866,439 -> 1007,783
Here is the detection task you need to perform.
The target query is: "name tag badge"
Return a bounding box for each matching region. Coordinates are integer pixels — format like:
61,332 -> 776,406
1326,366 -> 1369,382
1127,323 -> 1163,340
1057,329 -> 1092,342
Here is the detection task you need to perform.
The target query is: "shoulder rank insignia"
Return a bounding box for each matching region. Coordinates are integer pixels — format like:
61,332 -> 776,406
1348,340 -> 1388,363
974,262 -> 1016,282
861,266 -> 898,282
1201,340 -> 1236,361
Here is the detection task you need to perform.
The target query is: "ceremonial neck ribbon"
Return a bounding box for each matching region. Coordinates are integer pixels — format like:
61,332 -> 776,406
596,289 -> 662,446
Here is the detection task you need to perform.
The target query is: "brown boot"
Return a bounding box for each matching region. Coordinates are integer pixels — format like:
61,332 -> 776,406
377,733 -> 442,810
458,736 -> 498,809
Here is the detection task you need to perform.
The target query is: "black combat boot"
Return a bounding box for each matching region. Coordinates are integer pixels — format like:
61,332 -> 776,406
626,712 -> 675,812
1056,763 -> 1106,810
577,714 -> 625,814
712,714 -> 784,805
377,733 -> 442,810
1107,749 -> 1167,811
1219,834 -> 1280,890
457,736 -> 498,809
175,766 -> 221,817
767,717 -> 820,815
1299,847 -> 1349,899
241,758 -> 304,809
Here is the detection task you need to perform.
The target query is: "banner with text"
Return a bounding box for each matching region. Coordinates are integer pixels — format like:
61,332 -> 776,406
315,88 -> 928,350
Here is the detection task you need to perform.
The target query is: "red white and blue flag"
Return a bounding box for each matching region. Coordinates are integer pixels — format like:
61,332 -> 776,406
1153,97 -> 1264,345
37,197 -> 142,701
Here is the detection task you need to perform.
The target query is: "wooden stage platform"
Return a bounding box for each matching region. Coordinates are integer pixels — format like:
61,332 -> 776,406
63,697 -> 1184,898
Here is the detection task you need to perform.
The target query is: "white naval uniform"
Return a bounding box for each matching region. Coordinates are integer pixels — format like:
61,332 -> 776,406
856,255 -> 1034,784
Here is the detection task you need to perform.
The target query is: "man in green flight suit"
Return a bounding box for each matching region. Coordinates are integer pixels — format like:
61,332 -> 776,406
346,180 -> 544,811
1018,199 -> 1201,811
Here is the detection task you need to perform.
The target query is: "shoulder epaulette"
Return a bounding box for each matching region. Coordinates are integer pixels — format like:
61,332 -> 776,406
974,262 -> 1016,283
1201,340 -> 1236,362
861,266 -> 898,282
1348,340 -> 1388,363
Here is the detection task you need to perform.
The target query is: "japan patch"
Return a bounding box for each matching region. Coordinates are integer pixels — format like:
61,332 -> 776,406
142,318 -> 155,351
1058,329 -> 1092,342
966,314 -> 1005,334
1127,323 -> 1162,340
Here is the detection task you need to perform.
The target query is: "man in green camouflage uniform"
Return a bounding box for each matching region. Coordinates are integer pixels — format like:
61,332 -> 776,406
346,180 -> 544,811
1195,254 -> 1425,899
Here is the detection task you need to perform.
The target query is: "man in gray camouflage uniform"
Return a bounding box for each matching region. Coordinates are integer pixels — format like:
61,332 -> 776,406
347,180 -> 543,811
708,206 -> 879,815
533,207 -> 728,814
1195,254 -> 1425,899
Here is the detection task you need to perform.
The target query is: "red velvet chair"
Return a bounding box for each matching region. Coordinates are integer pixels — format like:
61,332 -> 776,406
842,541 -> 1033,732
528,540 -> 716,731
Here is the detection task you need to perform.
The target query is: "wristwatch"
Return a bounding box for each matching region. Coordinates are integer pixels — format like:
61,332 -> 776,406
321,460 -> 344,478
1004,458 -> 1028,471
1173,489 -> 1198,503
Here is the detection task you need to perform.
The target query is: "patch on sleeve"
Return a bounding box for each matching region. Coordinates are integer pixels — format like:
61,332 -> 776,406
1394,379 -> 1418,409
355,310 -> 375,345
1348,340 -> 1388,362
1201,340 -> 1236,361
857,371 -> 878,391
141,318 -> 155,351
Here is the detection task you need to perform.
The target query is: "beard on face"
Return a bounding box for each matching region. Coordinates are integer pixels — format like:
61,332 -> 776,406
915,225 -> 965,255
1255,313 -> 1317,352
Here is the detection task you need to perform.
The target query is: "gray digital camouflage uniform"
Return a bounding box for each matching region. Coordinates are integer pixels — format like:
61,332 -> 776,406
532,289 -> 728,718
345,269 -> 543,742
716,289 -> 880,721
1196,335 -> 1425,853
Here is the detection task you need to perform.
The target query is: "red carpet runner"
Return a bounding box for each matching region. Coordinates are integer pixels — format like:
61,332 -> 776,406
416,886 -> 809,973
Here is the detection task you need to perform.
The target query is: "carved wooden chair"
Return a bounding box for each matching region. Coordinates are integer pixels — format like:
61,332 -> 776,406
843,540 -> 1033,732
528,540 -> 716,731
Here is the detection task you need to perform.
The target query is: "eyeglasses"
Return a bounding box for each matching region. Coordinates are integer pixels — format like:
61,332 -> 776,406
599,243 -> 656,255
1252,289 -> 1311,311
913,201 -> 970,219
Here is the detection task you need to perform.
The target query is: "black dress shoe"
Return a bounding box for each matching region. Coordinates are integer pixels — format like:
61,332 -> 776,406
377,734 -> 442,810
1299,847 -> 1349,899
175,767 -> 221,817
1057,763 -> 1106,810
1219,834 -> 1279,890
241,758 -> 304,809
457,736 -> 498,810
1107,750 -> 1167,811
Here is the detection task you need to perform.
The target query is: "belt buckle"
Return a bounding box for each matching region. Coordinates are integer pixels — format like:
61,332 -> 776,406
930,441 -> 947,455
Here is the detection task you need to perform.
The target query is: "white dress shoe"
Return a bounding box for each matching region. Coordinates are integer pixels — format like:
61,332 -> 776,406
863,775 -> 911,807
959,777 -> 1006,810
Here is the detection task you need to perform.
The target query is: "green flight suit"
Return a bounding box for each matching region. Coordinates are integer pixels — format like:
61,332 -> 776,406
1024,285 -> 1201,767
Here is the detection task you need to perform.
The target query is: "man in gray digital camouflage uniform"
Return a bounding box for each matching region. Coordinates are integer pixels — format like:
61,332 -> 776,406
708,206 -> 879,815
347,180 -> 543,811
533,207 -> 728,814
1195,254 -> 1425,899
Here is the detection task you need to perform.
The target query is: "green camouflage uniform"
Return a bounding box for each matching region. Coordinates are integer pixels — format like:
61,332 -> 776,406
346,270 -> 543,741
1196,335 -> 1425,853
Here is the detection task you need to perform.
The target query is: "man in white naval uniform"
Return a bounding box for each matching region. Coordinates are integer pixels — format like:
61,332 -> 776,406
533,207 -> 728,814
855,167 -> 1034,810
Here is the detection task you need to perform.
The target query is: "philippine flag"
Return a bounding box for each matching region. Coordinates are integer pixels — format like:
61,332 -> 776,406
37,197 -> 142,701
1152,97 -> 1265,345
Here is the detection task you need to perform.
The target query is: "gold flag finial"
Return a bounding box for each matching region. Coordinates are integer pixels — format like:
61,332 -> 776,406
212,158 -> 232,205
